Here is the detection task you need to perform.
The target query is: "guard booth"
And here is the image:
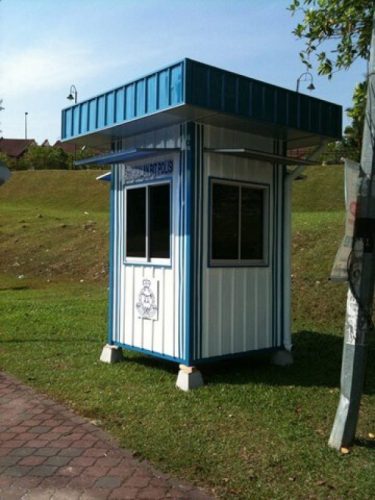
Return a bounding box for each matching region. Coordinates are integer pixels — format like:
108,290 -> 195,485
61,59 -> 342,390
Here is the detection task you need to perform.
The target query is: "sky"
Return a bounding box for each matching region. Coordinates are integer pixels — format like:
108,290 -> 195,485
0,0 -> 367,144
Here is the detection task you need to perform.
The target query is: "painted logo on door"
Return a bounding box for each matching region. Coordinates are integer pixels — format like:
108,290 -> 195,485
136,278 -> 158,320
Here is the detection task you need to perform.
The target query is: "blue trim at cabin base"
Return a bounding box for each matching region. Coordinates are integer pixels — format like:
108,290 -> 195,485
111,340 -> 282,367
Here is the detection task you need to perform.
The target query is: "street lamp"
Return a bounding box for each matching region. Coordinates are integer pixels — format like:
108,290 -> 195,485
24,112 -> 28,140
66,84 -> 78,104
296,71 -> 315,93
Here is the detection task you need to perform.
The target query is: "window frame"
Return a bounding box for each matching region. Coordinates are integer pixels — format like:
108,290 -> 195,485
124,179 -> 173,267
209,177 -> 269,268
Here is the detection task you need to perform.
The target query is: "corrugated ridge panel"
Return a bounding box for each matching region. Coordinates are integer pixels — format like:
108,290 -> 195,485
184,58 -> 342,140
61,61 -> 185,140
62,58 -> 342,143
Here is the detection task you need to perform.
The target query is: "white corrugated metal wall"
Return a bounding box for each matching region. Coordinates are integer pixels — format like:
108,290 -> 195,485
197,125 -> 285,359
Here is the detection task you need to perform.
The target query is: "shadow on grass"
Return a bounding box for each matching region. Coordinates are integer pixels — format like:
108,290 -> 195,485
0,286 -> 30,291
126,330 -> 375,394
354,438 -> 375,449
204,330 -> 375,394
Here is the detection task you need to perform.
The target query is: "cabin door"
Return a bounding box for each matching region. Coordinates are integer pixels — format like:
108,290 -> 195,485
121,156 -> 182,360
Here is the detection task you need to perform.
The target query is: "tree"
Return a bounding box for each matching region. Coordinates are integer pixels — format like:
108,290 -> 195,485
289,0 -> 373,77
289,1 -> 373,156
344,81 -> 367,160
19,145 -> 70,170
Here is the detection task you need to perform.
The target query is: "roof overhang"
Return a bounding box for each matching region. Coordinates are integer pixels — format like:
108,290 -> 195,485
75,147 -> 180,167
80,145 -> 315,172
66,104 -> 336,152
204,148 -> 315,166
96,171 -> 111,182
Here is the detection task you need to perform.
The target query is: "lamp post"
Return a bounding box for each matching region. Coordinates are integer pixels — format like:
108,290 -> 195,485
66,85 -> 78,104
296,71 -> 315,93
66,85 -> 78,164
24,112 -> 28,140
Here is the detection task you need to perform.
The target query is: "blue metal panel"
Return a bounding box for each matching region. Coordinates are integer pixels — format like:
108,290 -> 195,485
147,75 -> 157,113
171,65 -> 182,106
158,69 -> 170,108
106,92 -> 115,126
223,72 -> 236,114
81,102 -> 89,133
209,68 -> 223,109
251,81 -> 263,118
125,84 -> 135,119
136,80 -> 146,116
184,59 -> 342,138
72,106 -> 80,136
115,87 -> 125,122
64,108 -> 73,138
237,77 -> 250,117
264,86 -> 275,122
276,89 -> 288,125
89,99 -> 97,130
97,95 -> 105,128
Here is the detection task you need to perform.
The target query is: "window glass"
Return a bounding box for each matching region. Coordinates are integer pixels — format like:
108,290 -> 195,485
241,187 -> 263,260
212,183 -> 239,260
149,184 -> 170,258
211,180 -> 266,265
126,188 -> 146,257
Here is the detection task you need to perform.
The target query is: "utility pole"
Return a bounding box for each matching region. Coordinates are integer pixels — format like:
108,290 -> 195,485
329,12 -> 375,450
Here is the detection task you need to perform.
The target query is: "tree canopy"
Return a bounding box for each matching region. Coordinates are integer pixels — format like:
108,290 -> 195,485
289,0 -> 373,77
289,0 -> 374,160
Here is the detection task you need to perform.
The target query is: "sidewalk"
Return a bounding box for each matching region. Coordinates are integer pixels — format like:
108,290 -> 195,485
0,372 -> 212,500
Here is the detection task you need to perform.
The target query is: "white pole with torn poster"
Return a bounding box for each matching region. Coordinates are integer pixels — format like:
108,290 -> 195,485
329,11 -> 375,451
330,159 -> 361,283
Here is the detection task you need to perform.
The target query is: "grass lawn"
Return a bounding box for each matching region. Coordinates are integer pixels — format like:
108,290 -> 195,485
0,168 -> 374,499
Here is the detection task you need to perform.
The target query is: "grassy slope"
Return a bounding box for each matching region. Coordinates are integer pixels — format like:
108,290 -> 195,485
0,170 -> 109,284
0,168 -> 374,499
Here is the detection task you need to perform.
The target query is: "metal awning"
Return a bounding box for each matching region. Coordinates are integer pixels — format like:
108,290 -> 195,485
96,171 -> 111,182
74,147 -> 180,167
204,148 -> 315,166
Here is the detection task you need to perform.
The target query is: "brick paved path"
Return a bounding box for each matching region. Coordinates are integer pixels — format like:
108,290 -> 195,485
0,372 -> 213,499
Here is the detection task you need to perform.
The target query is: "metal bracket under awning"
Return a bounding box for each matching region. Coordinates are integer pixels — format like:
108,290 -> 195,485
74,147 -> 181,167
204,148 -> 315,166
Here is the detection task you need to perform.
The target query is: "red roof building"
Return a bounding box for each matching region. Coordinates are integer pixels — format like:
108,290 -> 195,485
53,140 -> 77,155
0,138 -> 37,159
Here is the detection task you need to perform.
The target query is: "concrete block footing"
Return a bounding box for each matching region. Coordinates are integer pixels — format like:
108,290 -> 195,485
176,365 -> 204,391
271,350 -> 294,367
100,344 -> 124,364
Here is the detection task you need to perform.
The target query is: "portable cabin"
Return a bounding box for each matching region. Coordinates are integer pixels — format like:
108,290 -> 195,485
61,59 -> 342,390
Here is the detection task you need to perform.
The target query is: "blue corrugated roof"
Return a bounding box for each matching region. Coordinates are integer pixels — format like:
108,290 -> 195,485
62,58 -> 342,147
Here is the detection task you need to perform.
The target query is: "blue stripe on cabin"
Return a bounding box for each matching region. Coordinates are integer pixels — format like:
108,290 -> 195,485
112,340 -> 185,365
107,166 -> 115,344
